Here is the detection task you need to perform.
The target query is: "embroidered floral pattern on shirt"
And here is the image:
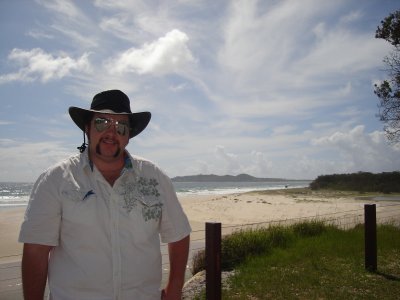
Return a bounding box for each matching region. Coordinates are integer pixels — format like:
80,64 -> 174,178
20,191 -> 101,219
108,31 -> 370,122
137,177 -> 160,198
142,202 -> 163,221
121,181 -> 138,213
120,177 -> 162,221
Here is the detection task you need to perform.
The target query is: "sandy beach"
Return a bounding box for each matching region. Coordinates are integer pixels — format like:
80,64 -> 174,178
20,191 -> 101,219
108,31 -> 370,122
1,189 -> 399,263
181,189 -> 399,232
0,208 -> 25,264
1,189 -> 399,298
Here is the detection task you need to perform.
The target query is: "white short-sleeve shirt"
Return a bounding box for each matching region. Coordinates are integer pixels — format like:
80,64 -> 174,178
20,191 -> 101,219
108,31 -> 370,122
19,151 -> 191,300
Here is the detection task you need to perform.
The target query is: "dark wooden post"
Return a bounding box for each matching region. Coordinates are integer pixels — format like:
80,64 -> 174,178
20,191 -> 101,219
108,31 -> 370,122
364,204 -> 377,272
206,222 -> 221,300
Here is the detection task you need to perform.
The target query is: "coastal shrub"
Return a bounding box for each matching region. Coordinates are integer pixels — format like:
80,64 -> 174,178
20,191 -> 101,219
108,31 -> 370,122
221,228 -> 272,270
292,220 -> 328,237
191,249 -> 206,275
223,224 -> 400,299
191,225 -> 296,273
190,223 -> 400,299
191,222 -> 333,275
309,171 -> 400,192
267,225 -> 293,248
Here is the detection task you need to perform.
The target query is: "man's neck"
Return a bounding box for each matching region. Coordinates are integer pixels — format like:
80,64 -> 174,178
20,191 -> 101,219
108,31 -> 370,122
90,152 -> 126,186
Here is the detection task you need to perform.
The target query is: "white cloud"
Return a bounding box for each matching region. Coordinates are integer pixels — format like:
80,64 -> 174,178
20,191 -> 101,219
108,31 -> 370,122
312,125 -> 400,173
0,48 -> 91,83
1,0 -> 399,182
0,139 -> 74,182
214,145 -> 241,175
93,0 -> 133,10
336,82 -> 352,97
340,10 -> 362,24
36,0 -> 99,49
205,0 -> 379,120
99,15 -> 133,37
98,13 -> 151,43
51,24 -> 99,49
36,0 -> 83,20
218,0 -> 336,75
272,125 -> 297,135
0,120 -> 14,125
297,33 -> 374,72
26,29 -> 54,40
313,22 -> 326,39
161,125 -> 400,179
246,151 -> 273,177
105,29 -> 195,75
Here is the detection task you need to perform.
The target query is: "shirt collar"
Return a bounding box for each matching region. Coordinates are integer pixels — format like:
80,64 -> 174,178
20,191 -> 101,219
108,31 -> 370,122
81,149 -> 93,172
124,154 -> 133,169
81,149 -> 133,173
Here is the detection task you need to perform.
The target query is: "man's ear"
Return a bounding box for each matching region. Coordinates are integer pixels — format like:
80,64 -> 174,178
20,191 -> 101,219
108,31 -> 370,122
84,125 -> 90,140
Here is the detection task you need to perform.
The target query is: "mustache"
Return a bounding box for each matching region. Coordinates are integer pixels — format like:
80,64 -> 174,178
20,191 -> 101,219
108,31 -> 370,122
95,139 -> 121,158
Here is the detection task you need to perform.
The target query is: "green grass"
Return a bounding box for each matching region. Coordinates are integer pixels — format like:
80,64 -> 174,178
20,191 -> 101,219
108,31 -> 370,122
192,222 -> 400,299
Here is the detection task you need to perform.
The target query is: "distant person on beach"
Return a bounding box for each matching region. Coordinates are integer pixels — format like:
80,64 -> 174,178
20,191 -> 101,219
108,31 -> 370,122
19,90 -> 191,300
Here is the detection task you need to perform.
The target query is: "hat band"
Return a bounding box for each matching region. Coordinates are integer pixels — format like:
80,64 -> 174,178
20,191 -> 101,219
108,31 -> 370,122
92,109 -> 130,114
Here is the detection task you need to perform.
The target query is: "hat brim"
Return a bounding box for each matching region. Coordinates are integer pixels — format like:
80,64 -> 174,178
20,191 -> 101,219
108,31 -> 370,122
69,107 -> 151,138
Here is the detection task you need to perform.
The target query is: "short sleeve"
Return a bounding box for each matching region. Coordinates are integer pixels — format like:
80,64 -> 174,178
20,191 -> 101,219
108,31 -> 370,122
19,170 -> 62,246
157,171 -> 191,243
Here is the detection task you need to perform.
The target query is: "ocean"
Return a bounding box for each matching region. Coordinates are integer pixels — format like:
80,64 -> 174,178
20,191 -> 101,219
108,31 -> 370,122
173,180 -> 311,195
0,180 -> 312,208
0,182 -> 33,208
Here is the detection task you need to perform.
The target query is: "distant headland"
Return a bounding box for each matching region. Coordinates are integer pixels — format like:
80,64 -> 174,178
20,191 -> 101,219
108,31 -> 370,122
171,174 -> 308,182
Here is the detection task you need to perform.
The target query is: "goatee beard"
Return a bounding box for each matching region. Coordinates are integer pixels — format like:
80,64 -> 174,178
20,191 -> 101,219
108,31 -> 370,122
96,143 -> 121,158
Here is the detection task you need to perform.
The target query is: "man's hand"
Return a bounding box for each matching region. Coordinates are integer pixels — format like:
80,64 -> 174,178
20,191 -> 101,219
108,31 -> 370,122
163,235 -> 190,299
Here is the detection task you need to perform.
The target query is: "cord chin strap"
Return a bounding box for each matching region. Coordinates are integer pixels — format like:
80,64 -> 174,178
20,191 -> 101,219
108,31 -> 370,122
77,131 -> 88,153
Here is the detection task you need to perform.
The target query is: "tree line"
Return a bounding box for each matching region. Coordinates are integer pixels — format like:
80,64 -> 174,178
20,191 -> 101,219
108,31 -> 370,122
310,171 -> 400,193
374,10 -> 400,143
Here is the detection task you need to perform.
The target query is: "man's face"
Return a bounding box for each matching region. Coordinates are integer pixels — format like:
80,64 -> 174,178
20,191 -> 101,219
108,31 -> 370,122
87,113 -> 130,162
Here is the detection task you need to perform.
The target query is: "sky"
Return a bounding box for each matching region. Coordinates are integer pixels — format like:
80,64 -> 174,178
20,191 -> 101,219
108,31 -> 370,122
1,0 -> 400,182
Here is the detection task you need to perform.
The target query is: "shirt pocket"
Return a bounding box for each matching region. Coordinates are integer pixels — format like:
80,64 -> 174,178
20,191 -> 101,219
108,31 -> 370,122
136,195 -> 163,222
119,178 -> 163,222
61,188 -> 94,203
60,188 -> 100,226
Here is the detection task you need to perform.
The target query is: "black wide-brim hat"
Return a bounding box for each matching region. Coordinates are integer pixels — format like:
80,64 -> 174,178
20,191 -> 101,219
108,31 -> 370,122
69,89 -> 151,138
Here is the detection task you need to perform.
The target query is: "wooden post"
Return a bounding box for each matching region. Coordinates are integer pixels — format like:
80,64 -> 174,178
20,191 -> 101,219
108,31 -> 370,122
364,204 -> 377,272
206,222 -> 221,300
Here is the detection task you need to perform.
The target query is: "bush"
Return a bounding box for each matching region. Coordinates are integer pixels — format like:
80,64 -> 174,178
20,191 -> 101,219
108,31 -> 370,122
221,228 -> 272,270
309,171 -> 400,192
191,225 -> 298,273
268,225 -> 293,248
191,249 -> 206,275
292,220 -> 327,237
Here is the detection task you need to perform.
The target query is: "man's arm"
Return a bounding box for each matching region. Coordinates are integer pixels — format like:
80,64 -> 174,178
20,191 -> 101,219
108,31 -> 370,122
21,243 -> 53,300
162,235 -> 190,299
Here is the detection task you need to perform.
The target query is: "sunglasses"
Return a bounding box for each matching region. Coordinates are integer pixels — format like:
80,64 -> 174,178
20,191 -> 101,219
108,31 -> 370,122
94,117 -> 130,136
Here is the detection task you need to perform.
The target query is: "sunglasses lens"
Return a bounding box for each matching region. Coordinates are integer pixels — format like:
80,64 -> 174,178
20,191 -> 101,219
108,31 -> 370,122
94,118 -> 129,136
116,124 -> 127,136
94,118 -> 108,132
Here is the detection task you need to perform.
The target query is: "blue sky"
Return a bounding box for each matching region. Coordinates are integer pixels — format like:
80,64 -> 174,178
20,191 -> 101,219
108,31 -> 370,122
1,0 -> 400,182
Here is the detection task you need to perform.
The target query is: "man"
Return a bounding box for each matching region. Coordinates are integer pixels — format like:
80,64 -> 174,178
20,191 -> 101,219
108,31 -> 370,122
19,90 -> 191,300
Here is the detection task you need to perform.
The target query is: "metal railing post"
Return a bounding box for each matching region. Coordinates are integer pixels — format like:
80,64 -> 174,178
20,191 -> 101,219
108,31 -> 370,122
206,222 -> 221,300
364,204 -> 377,272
